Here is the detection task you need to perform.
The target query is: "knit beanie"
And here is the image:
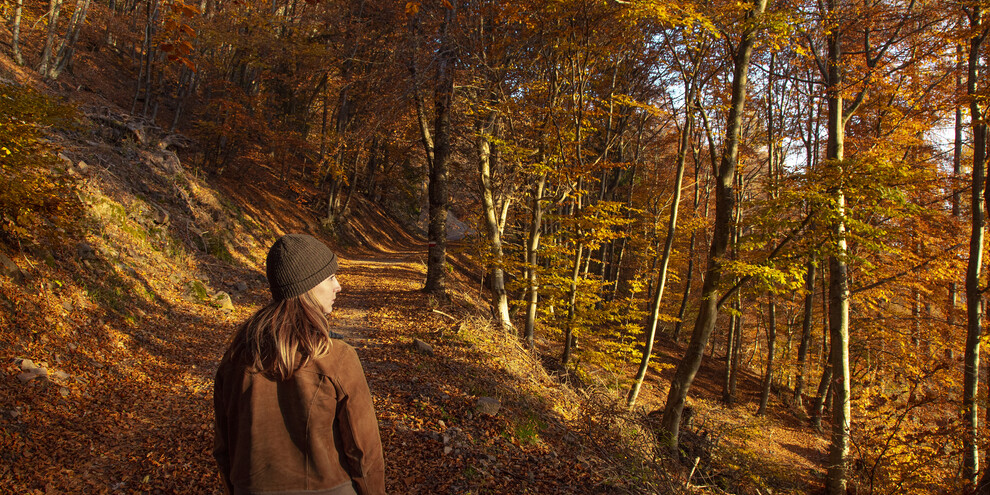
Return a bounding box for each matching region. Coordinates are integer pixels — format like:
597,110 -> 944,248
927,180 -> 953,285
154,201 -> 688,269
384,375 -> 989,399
265,234 -> 338,301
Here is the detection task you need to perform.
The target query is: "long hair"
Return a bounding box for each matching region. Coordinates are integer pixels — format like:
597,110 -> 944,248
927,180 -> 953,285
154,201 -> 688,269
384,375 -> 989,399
227,289 -> 333,380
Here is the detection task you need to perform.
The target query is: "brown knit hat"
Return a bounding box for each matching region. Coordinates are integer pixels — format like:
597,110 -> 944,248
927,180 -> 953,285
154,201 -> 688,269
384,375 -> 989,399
265,234 -> 338,301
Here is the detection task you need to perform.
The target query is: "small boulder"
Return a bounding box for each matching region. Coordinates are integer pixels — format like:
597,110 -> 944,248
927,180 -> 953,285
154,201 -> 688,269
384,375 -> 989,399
150,205 -> 170,225
76,160 -> 90,173
0,252 -> 24,283
413,339 -> 434,356
115,262 -> 138,278
475,397 -> 501,417
215,291 -> 234,312
76,242 -> 97,261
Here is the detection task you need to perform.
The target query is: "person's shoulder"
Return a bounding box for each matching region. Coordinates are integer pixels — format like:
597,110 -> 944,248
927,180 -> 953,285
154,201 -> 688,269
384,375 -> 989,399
308,340 -> 358,374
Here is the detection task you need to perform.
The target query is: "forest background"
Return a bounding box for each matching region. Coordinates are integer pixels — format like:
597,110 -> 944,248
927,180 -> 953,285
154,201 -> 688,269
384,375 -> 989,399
2,0 -> 990,493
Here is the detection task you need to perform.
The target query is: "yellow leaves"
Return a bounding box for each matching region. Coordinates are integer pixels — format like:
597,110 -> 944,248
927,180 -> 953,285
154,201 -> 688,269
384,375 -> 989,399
405,1 -> 420,15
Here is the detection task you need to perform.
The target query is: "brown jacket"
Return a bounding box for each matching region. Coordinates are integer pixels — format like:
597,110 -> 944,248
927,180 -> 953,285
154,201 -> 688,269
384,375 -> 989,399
213,341 -> 385,495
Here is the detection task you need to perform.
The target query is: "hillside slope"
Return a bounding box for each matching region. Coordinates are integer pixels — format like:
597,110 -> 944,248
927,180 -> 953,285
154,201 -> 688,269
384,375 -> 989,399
0,59 -> 830,495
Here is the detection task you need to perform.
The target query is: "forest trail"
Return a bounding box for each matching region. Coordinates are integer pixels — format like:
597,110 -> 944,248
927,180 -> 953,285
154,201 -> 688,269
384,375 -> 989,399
0,70 -> 828,493
0,193 -> 829,495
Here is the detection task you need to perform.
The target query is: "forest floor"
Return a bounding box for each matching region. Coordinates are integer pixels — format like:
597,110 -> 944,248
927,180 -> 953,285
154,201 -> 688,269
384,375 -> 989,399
0,49 -> 830,494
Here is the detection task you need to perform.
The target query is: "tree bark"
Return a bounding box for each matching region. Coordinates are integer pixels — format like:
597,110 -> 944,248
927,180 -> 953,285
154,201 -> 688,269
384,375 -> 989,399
11,0 -> 24,65
478,112 -> 512,331
49,0 -> 93,79
757,296 -> 777,416
811,357 -> 832,431
627,83 -> 695,409
964,4 -> 987,486
38,0 -> 64,75
793,261 -> 816,408
523,172 -> 547,349
825,9 -> 851,489
563,242 -> 583,365
424,3 -> 457,295
659,0 -> 767,450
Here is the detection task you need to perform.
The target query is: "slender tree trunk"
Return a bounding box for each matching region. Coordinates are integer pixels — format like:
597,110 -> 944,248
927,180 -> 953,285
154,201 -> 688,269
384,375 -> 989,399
950,44 -> 963,328
757,296 -> 777,416
49,0 -> 93,79
965,5 -> 987,486
627,86 -> 695,408
11,0 -> 24,65
793,261 -> 816,408
38,0 -> 64,75
563,242 -> 583,364
424,3 -> 457,295
825,11 -> 851,490
811,355 -> 832,431
478,113 -> 512,331
673,231 -> 696,342
659,0 -> 767,450
524,172 -> 547,349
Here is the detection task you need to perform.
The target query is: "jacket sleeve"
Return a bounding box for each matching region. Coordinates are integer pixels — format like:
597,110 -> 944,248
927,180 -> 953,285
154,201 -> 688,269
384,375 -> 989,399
213,367 -> 234,494
334,345 -> 386,495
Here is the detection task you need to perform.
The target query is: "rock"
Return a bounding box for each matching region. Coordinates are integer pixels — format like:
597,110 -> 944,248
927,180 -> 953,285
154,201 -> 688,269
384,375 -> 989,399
189,280 -> 209,302
215,292 -> 234,311
150,204 -> 170,225
76,160 -> 89,173
234,281 -> 248,292
76,242 -> 97,261
161,151 -> 182,175
17,366 -> 48,383
115,262 -> 138,278
18,359 -> 37,371
475,397 -> 501,417
413,339 -> 434,356
60,387 -> 70,398
62,300 -> 73,312
0,252 -> 24,283
52,370 -> 69,382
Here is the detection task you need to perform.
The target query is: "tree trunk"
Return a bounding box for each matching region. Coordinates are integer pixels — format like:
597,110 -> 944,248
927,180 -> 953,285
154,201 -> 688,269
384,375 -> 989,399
673,231 -> 696,342
563,243 -> 582,365
811,356 -> 832,431
723,303 -> 737,404
825,12 -> 851,490
11,0 -> 24,65
793,261 -> 816,408
478,112 -> 512,331
757,296 -> 777,416
965,4 -> 987,486
38,0 -> 64,75
659,0 -> 767,450
950,45 -> 963,328
424,3 -> 457,295
49,0 -> 93,79
523,172 -> 548,349
627,85 -> 695,408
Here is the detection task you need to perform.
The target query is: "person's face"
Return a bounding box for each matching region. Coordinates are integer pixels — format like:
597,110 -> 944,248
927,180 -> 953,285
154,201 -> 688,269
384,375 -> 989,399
310,274 -> 342,315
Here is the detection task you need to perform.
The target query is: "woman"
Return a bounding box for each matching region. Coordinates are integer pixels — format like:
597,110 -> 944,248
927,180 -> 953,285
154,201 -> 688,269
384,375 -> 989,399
213,233 -> 385,495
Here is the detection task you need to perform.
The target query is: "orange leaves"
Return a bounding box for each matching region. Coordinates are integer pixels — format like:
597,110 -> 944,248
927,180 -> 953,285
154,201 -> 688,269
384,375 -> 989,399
158,0 -> 201,71
405,2 -> 420,15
